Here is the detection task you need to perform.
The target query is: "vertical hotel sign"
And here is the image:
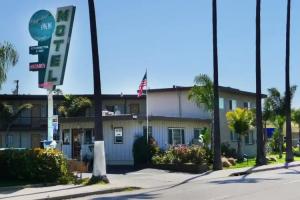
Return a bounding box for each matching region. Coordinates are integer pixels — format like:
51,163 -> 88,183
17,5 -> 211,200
44,6 -> 75,87
29,6 -> 75,88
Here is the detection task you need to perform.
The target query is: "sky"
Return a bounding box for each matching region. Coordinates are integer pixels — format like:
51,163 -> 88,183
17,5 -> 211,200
1,0 -> 300,107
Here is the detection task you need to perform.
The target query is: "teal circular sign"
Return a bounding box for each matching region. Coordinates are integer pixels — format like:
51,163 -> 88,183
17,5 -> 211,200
29,10 -> 55,42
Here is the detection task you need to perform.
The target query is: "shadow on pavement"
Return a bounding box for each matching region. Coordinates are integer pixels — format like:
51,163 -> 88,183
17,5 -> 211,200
91,192 -> 159,200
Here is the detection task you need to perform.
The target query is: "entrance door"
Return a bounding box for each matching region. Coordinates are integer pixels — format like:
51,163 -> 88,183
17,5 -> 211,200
31,134 -> 41,148
72,129 -> 81,160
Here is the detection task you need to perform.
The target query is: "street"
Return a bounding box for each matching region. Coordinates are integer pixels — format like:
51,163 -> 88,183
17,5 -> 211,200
74,166 -> 300,200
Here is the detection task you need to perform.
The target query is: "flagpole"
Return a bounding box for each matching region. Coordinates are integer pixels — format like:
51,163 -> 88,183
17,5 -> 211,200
146,69 -> 149,144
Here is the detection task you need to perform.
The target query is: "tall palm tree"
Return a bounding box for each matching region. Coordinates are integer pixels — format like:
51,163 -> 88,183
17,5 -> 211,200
212,0 -> 222,170
255,0 -> 266,165
285,0 -> 293,162
188,74 -> 214,148
0,42 -> 18,89
292,109 -> 300,151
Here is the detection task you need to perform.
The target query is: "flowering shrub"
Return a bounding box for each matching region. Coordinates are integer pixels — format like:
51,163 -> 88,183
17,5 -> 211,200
152,145 -> 208,165
0,148 -> 73,183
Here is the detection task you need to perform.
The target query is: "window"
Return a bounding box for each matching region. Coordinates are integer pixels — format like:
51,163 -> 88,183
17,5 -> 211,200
20,107 -> 31,125
106,105 -> 115,112
230,131 -> 238,142
41,104 -> 47,118
229,100 -> 237,110
168,128 -> 185,145
243,102 -> 251,109
129,104 -> 140,114
245,131 -> 254,145
143,126 -> 152,137
63,129 -> 71,145
84,129 -> 93,144
114,128 -> 123,144
219,98 -> 224,109
6,135 -> 13,147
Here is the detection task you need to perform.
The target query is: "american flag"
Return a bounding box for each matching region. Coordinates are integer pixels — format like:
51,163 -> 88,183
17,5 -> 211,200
138,72 -> 147,97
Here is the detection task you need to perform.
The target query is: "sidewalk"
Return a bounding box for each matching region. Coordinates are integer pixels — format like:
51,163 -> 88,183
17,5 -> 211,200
0,181 -> 139,200
1,161 -> 300,200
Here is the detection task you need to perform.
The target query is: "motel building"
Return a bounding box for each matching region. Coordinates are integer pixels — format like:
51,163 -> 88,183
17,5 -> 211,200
0,86 -> 269,165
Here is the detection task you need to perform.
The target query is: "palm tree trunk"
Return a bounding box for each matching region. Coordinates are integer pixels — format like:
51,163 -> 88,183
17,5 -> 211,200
285,0 -> 294,162
255,0 -> 266,165
210,113 -> 214,150
237,136 -> 242,160
279,129 -> 283,159
212,0 -> 222,170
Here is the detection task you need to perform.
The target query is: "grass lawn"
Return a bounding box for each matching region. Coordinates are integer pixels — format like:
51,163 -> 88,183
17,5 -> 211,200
227,154 -> 300,169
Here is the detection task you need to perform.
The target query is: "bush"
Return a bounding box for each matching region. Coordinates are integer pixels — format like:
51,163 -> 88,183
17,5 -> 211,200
132,135 -> 160,165
0,148 -> 73,184
221,143 -> 237,158
152,145 -> 208,165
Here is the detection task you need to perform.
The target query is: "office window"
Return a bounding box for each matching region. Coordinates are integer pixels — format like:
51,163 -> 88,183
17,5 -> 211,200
245,131 -> 254,145
106,105 -> 115,112
129,104 -> 140,114
84,129 -> 93,144
143,126 -> 152,137
168,128 -> 185,145
230,131 -> 238,142
114,128 -> 123,144
219,98 -> 224,109
63,129 -> 71,145
194,128 -> 202,139
41,104 -> 47,118
229,100 -> 237,110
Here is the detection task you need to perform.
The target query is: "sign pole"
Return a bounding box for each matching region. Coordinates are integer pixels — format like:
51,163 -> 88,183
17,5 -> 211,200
47,89 -> 54,141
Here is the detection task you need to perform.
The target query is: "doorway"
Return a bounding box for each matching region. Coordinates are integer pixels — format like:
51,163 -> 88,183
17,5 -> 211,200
72,129 -> 81,160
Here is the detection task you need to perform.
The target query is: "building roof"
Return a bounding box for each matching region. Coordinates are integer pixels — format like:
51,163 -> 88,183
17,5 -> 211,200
148,85 -> 267,98
0,94 -> 145,101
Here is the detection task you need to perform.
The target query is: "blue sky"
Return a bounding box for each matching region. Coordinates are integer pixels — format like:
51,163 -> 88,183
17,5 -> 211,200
1,0 -> 300,107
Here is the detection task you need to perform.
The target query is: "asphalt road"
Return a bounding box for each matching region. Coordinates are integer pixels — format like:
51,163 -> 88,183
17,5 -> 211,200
73,166 -> 300,200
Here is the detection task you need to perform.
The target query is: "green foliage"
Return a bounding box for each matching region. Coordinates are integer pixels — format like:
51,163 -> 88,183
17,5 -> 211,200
152,145 -> 209,165
0,42 -> 18,89
201,128 -> 211,148
0,149 -> 73,184
292,108 -> 300,130
221,143 -> 237,158
132,135 -> 160,165
58,95 -> 92,117
188,74 -> 214,112
226,108 -> 253,136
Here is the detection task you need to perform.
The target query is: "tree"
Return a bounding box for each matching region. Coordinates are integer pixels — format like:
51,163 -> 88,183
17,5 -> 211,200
255,0 -> 266,166
212,0 -> 222,170
0,103 -> 32,147
226,108 -> 254,160
0,42 -> 18,89
265,86 -> 296,158
292,109 -> 300,151
53,88 -> 63,95
188,74 -> 214,148
284,0 -> 293,162
58,95 -> 92,117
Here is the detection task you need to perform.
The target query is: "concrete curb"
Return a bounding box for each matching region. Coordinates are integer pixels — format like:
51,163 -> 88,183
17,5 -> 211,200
229,163 -> 300,176
36,186 -> 141,200
0,183 -> 57,192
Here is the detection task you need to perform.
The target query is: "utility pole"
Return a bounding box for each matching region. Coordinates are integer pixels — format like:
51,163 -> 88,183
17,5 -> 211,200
88,0 -> 108,182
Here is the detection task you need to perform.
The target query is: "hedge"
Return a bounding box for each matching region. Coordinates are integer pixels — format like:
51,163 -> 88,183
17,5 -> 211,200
0,148 -> 72,183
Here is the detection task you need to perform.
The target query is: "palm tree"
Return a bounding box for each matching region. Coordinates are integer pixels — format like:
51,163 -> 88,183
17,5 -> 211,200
292,109 -> 300,151
226,108 -> 254,160
285,0 -> 293,162
212,0 -> 222,170
188,74 -> 214,148
0,42 -> 18,89
266,86 -> 296,158
255,0 -> 266,165
0,103 -> 32,147
58,95 -> 92,117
